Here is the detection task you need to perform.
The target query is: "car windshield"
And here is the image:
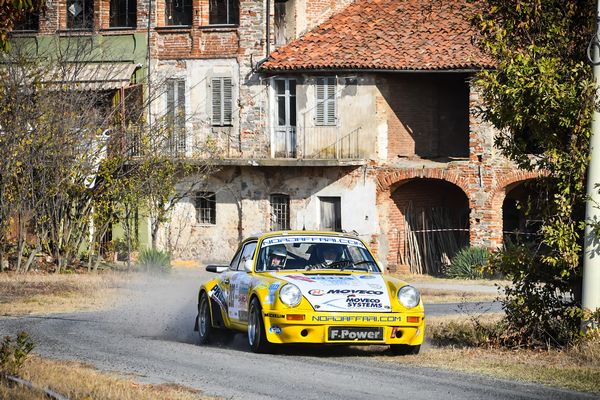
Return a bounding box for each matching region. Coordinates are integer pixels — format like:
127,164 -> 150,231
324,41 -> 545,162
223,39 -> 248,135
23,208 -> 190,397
256,235 -> 380,272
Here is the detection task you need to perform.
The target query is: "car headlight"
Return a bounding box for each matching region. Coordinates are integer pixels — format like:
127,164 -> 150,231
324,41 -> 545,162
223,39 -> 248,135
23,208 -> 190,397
397,285 -> 420,309
279,284 -> 302,307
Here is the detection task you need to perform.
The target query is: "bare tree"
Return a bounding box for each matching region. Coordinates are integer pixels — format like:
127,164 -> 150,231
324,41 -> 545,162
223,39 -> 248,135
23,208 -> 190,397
0,35 -> 216,273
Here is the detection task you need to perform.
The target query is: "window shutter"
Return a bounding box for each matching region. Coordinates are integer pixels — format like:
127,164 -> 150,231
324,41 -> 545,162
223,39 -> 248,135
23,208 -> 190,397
212,78 -> 222,125
326,78 -> 336,125
316,79 -> 325,124
223,78 -> 232,125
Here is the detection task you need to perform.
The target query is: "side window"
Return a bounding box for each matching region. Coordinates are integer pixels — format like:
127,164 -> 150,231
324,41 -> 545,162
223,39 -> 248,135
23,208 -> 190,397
229,248 -> 242,270
236,242 -> 257,271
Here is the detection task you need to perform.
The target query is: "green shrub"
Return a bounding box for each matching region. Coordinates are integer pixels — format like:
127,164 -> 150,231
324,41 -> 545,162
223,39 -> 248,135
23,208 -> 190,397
137,249 -> 172,273
0,332 -> 35,375
447,247 -> 490,279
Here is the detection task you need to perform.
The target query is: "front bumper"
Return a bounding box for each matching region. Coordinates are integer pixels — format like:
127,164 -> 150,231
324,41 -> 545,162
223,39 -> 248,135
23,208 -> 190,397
262,311 -> 425,345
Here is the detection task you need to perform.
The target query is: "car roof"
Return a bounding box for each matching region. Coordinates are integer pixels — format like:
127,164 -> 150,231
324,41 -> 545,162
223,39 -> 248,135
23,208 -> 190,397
243,230 -> 360,243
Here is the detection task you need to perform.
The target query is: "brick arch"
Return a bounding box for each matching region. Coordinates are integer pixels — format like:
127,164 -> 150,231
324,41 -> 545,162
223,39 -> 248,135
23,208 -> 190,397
376,168 -> 471,197
490,170 -> 543,210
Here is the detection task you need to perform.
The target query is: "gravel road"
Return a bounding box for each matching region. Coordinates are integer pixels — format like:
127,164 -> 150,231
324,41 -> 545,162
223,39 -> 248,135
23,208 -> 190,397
0,269 -> 593,400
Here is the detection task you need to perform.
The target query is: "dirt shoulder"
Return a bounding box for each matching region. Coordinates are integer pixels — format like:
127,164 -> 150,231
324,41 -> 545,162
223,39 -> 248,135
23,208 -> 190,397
1,356 -> 216,400
0,272 -> 131,316
379,315 -> 600,395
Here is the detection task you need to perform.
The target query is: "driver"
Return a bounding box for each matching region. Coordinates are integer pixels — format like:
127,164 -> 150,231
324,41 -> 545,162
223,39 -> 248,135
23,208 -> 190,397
267,244 -> 287,270
319,244 -> 342,265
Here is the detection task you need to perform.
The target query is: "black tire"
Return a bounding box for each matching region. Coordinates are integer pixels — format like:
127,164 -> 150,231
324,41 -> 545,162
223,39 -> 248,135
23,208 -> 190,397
389,344 -> 421,355
198,292 -> 213,345
248,298 -> 270,353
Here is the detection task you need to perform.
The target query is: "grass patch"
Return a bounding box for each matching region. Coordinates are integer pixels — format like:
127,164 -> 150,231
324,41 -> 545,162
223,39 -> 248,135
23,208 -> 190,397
1,356 -> 215,400
379,315 -> 600,394
419,288 -> 500,304
0,272 -> 131,315
394,272 -> 510,287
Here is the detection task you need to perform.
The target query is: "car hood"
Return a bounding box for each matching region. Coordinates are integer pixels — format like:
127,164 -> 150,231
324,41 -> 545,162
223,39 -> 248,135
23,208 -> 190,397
277,273 -> 392,312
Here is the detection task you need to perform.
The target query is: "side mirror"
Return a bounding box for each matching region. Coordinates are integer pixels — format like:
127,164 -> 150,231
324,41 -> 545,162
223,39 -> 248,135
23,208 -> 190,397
243,258 -> 253,272
206,265 -> 228,273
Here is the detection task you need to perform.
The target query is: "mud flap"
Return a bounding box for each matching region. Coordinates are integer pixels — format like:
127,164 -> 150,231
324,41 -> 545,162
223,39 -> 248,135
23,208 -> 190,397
193,312 -> 199,331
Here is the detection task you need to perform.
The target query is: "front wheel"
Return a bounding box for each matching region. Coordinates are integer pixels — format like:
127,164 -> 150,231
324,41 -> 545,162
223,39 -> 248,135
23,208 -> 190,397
389,344 -> 420,355
248,298 -> 270,353
198,292 -> 213,344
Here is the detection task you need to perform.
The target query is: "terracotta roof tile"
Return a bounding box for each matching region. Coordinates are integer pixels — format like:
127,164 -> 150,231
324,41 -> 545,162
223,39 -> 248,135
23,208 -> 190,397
261,0 -> 493,71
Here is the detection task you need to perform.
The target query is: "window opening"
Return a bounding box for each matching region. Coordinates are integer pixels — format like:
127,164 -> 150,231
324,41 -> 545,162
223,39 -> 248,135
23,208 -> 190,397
67,0 -> 94,29
195,192 -> 216,224
273,78 -> 296,158
209,0 -> 239,25
316,77 -> 336,126
165,0 -> 192,26
319,196 -> 341,231
270,194 -> 290,231
211,77 -> 233,126
110,0 -> 137,28
166,79 -> 186,155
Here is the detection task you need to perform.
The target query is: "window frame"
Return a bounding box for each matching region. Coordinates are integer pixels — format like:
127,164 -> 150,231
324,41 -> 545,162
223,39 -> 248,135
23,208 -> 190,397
270,194 -> 290,231
211,77 -> 233,127
209,0 -> 240,26
110,0 -> 137,28
195,191 -> 216,225
315,77 -> 337,126
165,0 -> 193,26
166,78 -> 186,155
319,196 -> 341,232
67,0 -> 94,30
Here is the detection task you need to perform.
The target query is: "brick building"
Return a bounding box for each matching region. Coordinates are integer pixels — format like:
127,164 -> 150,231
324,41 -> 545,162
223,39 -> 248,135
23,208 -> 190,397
11,0 -> 540,273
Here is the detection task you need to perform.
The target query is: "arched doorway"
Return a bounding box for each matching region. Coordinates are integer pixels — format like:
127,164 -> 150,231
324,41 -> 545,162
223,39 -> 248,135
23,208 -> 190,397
502,180 -> 544,245
391,179 -> 470,275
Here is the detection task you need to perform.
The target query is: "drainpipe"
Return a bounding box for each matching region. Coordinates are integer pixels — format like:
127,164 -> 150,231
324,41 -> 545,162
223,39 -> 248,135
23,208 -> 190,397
582,0 -> 600,330
147,0 -> 153,135
253,0 -> 271,72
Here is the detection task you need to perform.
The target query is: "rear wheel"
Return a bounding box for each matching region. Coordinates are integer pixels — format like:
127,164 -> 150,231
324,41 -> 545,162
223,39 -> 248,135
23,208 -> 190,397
248,298 -> 270,353
389,344 -> 420,355
198,292 -> 213,344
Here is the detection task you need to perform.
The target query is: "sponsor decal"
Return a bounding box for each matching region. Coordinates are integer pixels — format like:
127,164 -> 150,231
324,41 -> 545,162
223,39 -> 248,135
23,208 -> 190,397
269,325 -> 282,335
209,285 -> 228,312
346,297 -> 383,309
308,289 -> 326,296
327,289 -> 383,295
368,283 -> 383,290
312,315 -> 402,323
262,235 -> 366,249
359,275 -> 377,280
329,328 -> 383,341
286,275 -> 316,283
266,313 -> 284,319
264,282 -> 281,305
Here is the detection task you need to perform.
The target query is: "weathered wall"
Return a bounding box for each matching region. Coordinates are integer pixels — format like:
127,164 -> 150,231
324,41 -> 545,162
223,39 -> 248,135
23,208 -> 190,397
158,165 -> 377,263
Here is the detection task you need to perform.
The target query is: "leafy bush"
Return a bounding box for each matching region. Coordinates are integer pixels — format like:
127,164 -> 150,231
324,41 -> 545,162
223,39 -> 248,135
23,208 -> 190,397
446,247 -> 490,279
490,241 -> 583,348
137,249 -> 172,273
0,332 -> 35,375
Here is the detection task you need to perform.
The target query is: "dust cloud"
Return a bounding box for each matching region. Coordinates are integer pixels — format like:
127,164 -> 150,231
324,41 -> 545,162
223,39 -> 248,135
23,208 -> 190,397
105,268 -> 212,344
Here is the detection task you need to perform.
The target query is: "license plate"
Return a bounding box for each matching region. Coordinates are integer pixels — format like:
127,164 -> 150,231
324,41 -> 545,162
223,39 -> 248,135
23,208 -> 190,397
328,327 -> 383,341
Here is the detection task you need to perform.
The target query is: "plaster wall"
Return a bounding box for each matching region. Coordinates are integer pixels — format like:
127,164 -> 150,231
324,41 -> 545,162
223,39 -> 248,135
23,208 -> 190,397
158,166 -> 378,263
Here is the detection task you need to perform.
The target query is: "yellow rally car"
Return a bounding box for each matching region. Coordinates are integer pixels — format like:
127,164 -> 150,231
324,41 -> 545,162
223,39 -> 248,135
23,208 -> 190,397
194,231 -> 424,354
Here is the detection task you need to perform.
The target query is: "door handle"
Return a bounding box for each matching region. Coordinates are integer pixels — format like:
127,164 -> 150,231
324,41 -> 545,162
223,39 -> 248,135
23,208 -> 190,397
223,278 -> 230,284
